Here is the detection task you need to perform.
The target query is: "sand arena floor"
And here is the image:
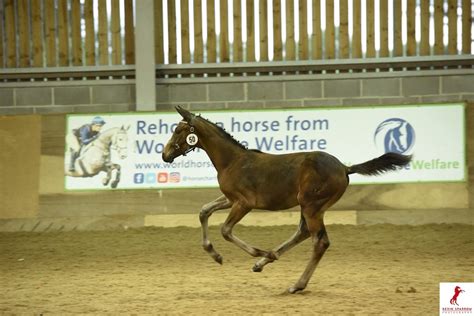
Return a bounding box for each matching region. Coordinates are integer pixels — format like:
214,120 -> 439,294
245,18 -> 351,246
1,224 -> 473,314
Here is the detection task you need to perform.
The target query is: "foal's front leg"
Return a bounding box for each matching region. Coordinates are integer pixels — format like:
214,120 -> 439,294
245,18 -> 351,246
221,203 -> 277,260
199,195 -> 232,264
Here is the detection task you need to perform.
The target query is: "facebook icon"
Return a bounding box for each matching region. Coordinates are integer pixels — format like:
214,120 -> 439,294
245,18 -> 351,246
134,173 -> 145,184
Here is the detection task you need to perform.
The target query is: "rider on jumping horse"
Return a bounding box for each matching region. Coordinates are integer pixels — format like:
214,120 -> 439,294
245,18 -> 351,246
68,116 -> 106,172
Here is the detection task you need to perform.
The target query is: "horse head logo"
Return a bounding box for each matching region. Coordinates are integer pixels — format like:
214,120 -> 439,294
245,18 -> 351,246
111,125 -> 130,159
450,286 -> 465,306
374,118 -> 415,154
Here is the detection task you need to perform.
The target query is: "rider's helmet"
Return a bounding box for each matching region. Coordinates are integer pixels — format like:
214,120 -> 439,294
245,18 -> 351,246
91,116 -> 106,126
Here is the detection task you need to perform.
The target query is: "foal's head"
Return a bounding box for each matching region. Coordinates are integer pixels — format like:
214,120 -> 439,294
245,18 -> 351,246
162,106 -> 200,163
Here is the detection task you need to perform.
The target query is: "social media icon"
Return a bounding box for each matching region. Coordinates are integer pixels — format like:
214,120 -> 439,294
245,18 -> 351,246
134,173 -> 144,184
146,173 -> 156,184
169,172 -> 181,183
158,172 -> 168,183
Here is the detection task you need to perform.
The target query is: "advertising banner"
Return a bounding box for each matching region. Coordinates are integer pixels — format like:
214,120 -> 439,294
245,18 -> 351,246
64,104 -> 465,190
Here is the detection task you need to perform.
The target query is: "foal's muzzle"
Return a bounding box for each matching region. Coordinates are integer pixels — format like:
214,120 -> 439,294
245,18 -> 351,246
162,152 -> 174,163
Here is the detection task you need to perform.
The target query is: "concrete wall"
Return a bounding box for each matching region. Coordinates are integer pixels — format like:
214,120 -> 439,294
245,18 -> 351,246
156,75 -> 474,110
0,82 -> 135,115
0,72 -> 473,229
1,75 -> 473,115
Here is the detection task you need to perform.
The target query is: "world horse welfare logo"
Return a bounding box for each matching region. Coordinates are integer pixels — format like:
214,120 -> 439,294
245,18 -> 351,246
374,118 -> 415,154
440,283 -> 474,315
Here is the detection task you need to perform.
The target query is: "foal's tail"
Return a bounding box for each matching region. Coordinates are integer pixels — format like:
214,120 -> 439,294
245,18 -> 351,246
347,152 -> 412,176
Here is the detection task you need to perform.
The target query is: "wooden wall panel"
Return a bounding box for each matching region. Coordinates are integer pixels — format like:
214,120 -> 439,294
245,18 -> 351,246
155,0 -> 164,63
124,0 -> 135,64
246,0 -> 255,62
111,0 -> 122,64
366,0 -> 375,58
194,0 -> 204,63
220,0 -> 229,62
259,0 -> 268,61
312,0 -> 322,59
207,0 -> 216,62
272,0 -> 282,61
298,0 -> 308,60
352,0 -> 362,58
233,0 -> 243,62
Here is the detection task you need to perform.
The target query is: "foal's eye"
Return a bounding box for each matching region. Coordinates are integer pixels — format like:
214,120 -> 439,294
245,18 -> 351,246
174,144 -> 180,150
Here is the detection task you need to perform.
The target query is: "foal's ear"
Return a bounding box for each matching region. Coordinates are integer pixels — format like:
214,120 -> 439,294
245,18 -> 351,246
175,105 -> 195,123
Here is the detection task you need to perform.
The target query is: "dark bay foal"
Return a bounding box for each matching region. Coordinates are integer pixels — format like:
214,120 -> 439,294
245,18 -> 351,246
162,106 -> 411,293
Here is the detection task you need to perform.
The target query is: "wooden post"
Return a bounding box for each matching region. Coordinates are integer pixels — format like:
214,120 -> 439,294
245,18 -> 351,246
420,0 -> 430,55
447,0 -> 457,54
125,0 -> 135,64
379,0 -> 389,57
285,0 -> 295,60
111,0 -> 122,64
71,0 -> 83,66
31,0 -> 43,67
366,0 -> 375,57
233,0 -> 243,62
155,0 -> 164,64
98,0 -> 109,65
298,0 -> 308,60
462,0 -> 472,54
220,0 -> 229,62
272,0 -> 282,61
406,0 -> 416,56
85,0 -> 96,66
18,0 -> 30,67
325,0 -> 335,59
207,0 -> 216,62
246,0 -> 255,62
434,0 -> 444,55
182,0 -> 191,63
5,0 -> 17,67
58,0 -> 70,66
393,0 -> 403,56
194,0 -> 203,63
259,0 -> 268,61
352,0 -> 362,58
312,0 -> 322,60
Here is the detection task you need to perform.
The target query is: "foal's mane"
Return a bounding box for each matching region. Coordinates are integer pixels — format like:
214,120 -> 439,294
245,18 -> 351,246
196,114 -> 261,152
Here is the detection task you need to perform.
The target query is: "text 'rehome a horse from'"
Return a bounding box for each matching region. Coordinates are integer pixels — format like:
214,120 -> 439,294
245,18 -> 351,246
162,106 -> 411,294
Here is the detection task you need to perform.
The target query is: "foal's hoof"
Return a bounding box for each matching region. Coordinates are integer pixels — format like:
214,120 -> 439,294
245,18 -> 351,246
288,286 -> 304,294
252,264 -> 263,273
214,254 -> 223,265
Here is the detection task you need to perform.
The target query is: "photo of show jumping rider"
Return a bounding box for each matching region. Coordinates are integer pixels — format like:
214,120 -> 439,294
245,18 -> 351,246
65,116 -> 129,188
68,116 -> 106,172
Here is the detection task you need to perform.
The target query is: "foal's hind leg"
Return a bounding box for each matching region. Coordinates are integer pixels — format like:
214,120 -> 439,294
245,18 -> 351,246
252,216 -> 310,272
288,163 -> 348,293
200,195 -> 232,264
288,189 -> 346,293
288,210 -> 330,294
